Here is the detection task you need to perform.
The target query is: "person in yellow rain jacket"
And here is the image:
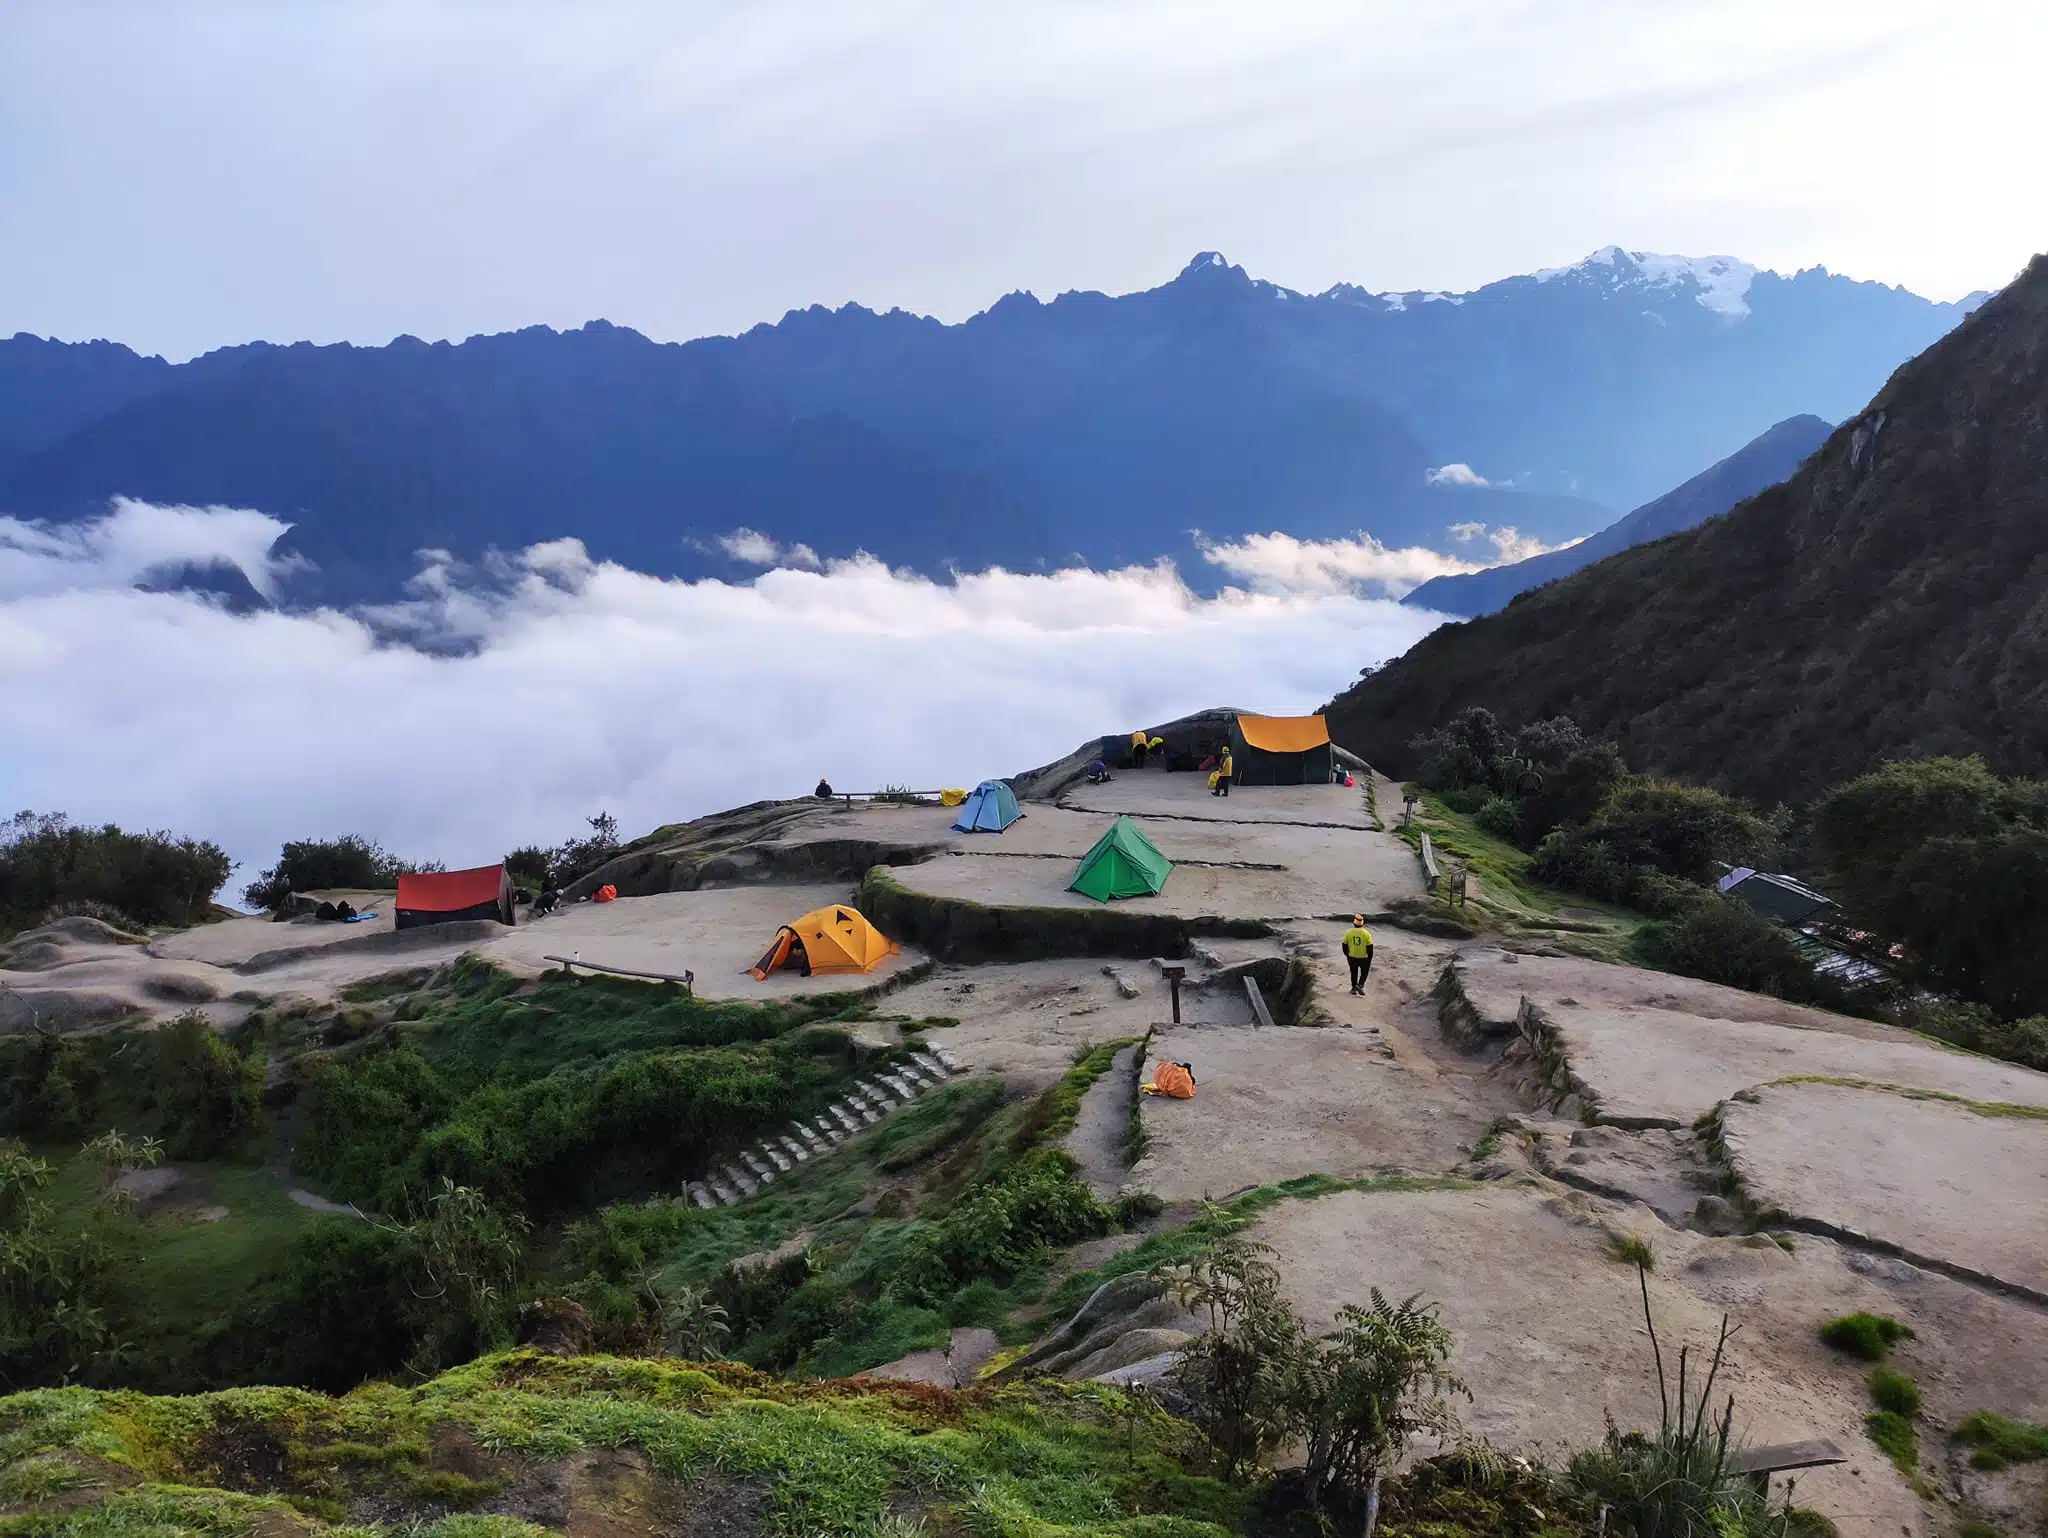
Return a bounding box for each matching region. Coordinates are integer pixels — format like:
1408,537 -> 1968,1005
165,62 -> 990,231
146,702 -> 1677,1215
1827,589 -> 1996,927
1210,746 -> 1234,797
1341,915 -> 1375,994
1131,729 -> 1150,769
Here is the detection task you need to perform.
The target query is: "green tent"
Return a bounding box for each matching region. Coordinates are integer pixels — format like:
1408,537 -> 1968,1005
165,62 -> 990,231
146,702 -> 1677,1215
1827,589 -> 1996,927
1069,816 -> 1173,902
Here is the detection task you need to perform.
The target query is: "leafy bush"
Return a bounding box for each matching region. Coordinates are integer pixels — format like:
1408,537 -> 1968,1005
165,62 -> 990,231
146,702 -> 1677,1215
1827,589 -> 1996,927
237,1220 -> 422,1391
1540,779 -> 1779,887
241,833 -> 433,911
1891,999 -> 2048,1071
1818,1312 -> 1912,1361
1517,741 -> 1630,843
1953,1410 -> 2048,1470
152,1012 -> 264,1160
503,845 -> 553,886
1473,795 -> 1521,838
1636,897 -> 1851,1009
888,1147 -> 1110,1306
0,811 -> 231,937
1869,1367 -> 1920,1417
1814,757 -> 2048,1019
0,1030 -> 105,1141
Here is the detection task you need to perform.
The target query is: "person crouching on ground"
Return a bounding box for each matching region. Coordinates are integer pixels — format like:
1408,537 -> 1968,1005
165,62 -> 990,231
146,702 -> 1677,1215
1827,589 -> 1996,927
1341,915 -> 1374,994
1086,757 -> 1113,784
1211,746 -> 1234,796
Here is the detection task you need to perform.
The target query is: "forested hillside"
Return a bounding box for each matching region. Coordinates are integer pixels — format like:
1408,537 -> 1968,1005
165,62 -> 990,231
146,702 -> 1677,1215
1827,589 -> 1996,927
1328,254 -> 2048,806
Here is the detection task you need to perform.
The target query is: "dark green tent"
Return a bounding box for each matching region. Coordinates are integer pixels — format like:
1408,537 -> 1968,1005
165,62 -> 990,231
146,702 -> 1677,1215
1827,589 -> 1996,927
1069,817 -> 1173,902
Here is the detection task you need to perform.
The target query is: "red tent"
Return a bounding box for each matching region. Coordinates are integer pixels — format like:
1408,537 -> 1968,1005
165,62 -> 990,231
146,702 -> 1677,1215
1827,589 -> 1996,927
395,863 -> 513,931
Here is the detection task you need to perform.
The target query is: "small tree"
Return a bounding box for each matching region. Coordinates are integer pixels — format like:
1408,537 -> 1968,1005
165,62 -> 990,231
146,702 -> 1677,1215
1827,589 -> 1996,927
398,1177 -> 529,1373
1156,1227 -> 1300,1480
1288,1290 -> 1467,1516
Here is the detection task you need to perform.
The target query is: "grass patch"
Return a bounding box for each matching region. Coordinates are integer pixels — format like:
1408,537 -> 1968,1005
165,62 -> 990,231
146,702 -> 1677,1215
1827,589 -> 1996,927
1605,1231 -> 1656,1270
1394,790 -> 1643,958
1953,1410 -> 2048,1470
0,1353 -> 1248,1538
1868,1368 -> 1920,1418
1864,1410 -> 1918,1474
1041,1172 -> 1477,1322
1818,1312 -> 1912,1361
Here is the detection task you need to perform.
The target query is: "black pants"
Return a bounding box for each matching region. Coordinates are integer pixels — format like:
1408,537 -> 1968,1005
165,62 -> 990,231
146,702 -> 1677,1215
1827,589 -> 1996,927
1133,743 -> 1147,769
1347,955 -> 1371,991
1213,775 -> 1230,796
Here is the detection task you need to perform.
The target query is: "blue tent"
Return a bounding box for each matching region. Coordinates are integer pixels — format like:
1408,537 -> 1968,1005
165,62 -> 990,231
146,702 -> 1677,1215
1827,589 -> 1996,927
953,779 -> 1023,833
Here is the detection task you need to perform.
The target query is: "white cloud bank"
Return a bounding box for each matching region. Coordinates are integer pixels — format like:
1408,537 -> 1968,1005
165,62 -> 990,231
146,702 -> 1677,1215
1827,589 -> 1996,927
0,506 -> 1448,883
1201,525 -> 1580,597
1425,463 -> 1499,488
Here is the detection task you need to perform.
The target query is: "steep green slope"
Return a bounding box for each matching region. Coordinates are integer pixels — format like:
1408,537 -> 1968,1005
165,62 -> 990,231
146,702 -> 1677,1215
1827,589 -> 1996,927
1328,254 -> 2048,806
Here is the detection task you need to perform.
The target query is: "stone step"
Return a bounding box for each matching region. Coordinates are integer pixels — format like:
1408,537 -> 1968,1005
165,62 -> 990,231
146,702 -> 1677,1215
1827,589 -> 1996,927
931,1046 -> 959,1072
814,1116 -> 846,1143
895,1059 -> 933,1084
740,1150 -> 776,1183
883,1072 -> 921,1098
778,1136 -> 809,1164
761,1144 -> 792,1173
687,1183 -> 717,1210
828,1103 -> 864,1133
794,1124 -> 824,1150
862,1078 -> 907,1104
912,1050 -> 949,1077
722,1164 -> 759,1198
708,1175 -> 741,1206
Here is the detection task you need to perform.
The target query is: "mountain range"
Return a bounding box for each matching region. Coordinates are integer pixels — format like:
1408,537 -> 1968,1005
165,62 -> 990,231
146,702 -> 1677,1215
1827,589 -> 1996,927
1325,254 -> 2048,806
1403,414 -> 1835,617
1,248 -> 1983,603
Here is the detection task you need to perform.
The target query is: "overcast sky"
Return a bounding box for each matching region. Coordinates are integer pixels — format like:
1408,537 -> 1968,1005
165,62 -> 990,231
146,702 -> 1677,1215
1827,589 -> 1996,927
4,0 -> 2043,361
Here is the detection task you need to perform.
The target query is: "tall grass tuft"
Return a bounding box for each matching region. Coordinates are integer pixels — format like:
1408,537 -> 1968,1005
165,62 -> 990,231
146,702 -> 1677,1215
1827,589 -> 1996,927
1569,1265 -> 1789,1538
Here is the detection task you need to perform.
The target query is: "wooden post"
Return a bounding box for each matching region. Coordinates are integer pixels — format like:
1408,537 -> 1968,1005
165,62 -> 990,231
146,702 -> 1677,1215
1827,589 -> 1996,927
1160,963 -> 1185,1024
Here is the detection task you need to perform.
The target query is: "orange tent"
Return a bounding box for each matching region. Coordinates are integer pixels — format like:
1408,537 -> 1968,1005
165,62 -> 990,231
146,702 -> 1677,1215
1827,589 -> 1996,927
749,905 -> 898,980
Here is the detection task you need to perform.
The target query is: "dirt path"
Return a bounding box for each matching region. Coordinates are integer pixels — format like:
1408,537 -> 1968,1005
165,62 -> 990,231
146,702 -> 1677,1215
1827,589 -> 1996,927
1064,1042 -> 1141,1199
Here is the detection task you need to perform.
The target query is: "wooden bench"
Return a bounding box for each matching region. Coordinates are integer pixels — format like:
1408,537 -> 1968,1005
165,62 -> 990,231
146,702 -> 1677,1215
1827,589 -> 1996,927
545,955 -> 694,994
1243,974 -> 1275,1030
1727,1439 -> 1847,1494
1419,830 -> 1440,892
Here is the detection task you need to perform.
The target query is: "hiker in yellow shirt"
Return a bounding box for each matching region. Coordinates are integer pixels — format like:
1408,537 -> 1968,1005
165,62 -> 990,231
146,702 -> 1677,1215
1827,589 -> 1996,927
1341,915 -> 1375,994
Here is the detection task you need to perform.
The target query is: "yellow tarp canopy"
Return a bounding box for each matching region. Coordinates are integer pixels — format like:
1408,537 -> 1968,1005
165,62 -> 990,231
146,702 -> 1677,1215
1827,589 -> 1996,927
1235,714 -> 1331,753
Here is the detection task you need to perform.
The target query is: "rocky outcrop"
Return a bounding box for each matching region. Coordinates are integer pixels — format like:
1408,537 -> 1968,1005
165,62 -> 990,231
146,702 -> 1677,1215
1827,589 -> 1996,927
857,867 -> 1270,965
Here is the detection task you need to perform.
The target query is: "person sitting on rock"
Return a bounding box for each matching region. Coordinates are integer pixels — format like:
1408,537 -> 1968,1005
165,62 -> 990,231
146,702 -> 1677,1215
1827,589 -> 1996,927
815,777 -> 834,799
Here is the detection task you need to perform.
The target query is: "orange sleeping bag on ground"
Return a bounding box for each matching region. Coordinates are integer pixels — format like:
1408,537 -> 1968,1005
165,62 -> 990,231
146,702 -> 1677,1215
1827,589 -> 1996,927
1143,1061 -> 1196,1099
592,884 -> 618,902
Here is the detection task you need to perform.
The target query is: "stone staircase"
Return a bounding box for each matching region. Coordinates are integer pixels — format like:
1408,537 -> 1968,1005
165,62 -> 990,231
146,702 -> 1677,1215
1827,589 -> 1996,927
685,1045 -> 961,1209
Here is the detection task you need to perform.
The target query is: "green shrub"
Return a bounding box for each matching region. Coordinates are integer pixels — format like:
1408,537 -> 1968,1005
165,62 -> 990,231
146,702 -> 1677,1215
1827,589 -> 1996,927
1533,779 -> 1780,904
1868,1367 -> 1920,1417
1473,796 -> 1522,838
887,1147 -> 1110,1306
1636,896 -> 1852,1009
1892,998 -> 2048,1073
1953,1410 -> 2048,1470
153,1012 -> 264,1160
242,833 -> 431,910
1818,1312 -> 1912,1361
1,810 -> 230,937
1864,1410 -> 1917,1473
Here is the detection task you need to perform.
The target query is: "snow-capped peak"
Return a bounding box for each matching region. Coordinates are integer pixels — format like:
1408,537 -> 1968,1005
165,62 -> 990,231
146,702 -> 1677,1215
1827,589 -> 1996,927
1533,246 -> 1758,318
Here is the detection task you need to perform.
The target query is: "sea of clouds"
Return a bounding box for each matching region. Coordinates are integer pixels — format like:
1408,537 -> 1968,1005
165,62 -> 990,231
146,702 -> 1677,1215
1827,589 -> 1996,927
0,501 -> 1517,893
